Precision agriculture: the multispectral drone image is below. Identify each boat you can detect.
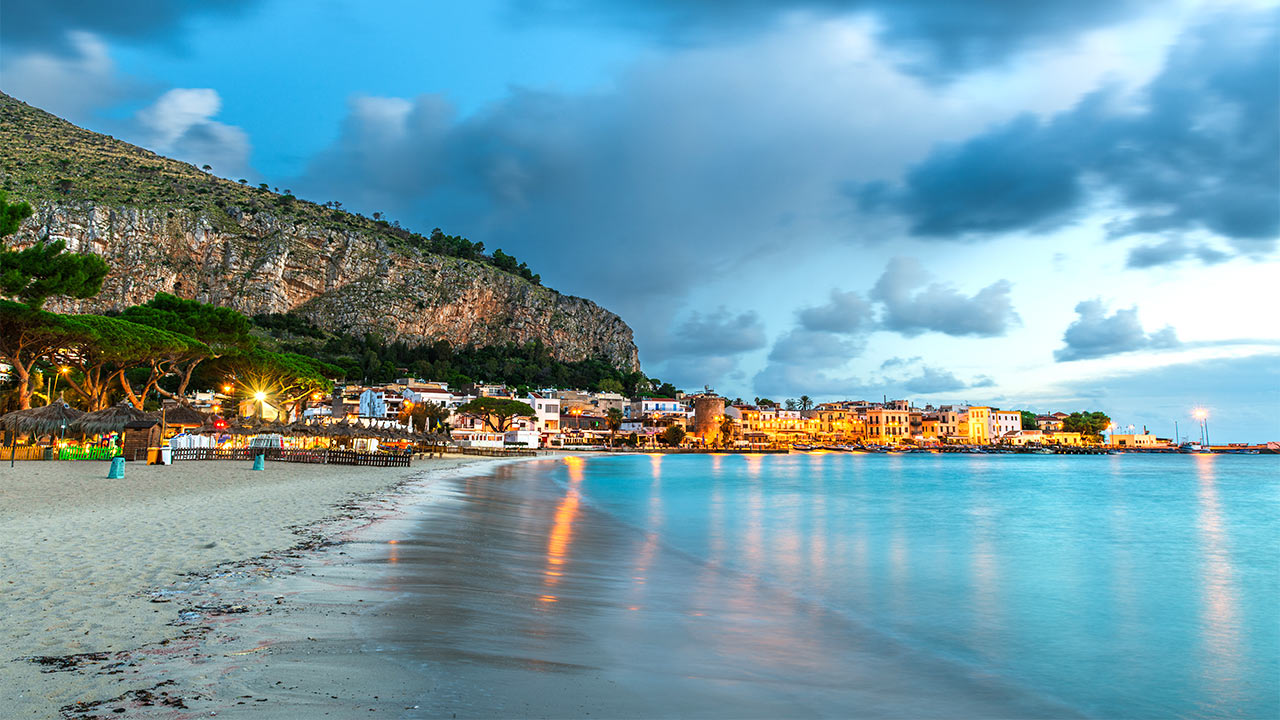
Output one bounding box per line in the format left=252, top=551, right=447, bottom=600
left=1178, top=442, right=1212, bottom=454
left=792, top=444, right=814, bottom=451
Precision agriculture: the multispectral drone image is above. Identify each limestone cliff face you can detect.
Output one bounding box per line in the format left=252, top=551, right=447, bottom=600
left=13, top=202, right=641, bottom=370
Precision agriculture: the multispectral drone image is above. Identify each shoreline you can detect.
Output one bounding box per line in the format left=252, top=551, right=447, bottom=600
left=0, top=454, right=532, bottom=718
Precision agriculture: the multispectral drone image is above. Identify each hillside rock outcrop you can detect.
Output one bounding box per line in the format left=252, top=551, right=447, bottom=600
left=12, top=202, right=641, bottom=371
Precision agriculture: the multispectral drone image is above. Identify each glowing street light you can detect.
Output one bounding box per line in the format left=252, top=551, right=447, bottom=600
left=255, top=390, right=267, bottom=421
left=1193, top=408, right=1210, bottom=447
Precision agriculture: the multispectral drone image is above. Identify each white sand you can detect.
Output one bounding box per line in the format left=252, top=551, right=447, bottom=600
left=0, top=456, right=491, bottom=717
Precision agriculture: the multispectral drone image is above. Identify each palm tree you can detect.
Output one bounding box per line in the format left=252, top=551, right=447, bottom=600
left=799, top=395, right=813, bottom=411
left=718, top=416, right=736, bottom=448
left=606, top=407, right=624, bottom=447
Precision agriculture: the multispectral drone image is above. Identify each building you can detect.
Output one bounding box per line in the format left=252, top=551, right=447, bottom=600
left=632, top=397, right=690, bottom=419
left=521, top=393, right=561, bottom=445
left=991, top=410, right=1021, bottom=440
left=1110, top=432, right=1161, bottom=448
left=962, top=406, right=991, bottom=444
left=1036, top=414, right=1065, bottom=432
left=865, top=403, right=911, bottom=443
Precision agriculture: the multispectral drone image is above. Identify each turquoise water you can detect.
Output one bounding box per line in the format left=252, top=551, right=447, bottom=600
left=533, top=453, right=1279, bottom=717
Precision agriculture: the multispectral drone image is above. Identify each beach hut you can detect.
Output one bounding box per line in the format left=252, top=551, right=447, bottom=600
left=74, top=401, right=149, bottom=436
left=121, top=419, right=162, bottom=461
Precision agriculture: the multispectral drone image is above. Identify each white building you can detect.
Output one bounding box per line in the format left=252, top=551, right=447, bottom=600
left=991, top=410, right=1022, bottom=441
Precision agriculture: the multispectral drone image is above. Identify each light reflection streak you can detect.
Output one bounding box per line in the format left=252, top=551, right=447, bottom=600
left=1195, top=455, right=1244, bottom=706
left=540, top=456, right=585, bottom=605
left=969, top=478, right=1001, bottom=658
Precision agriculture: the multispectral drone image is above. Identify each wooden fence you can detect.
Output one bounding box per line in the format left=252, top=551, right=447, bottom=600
left=168, top=447, right=411, bottom=467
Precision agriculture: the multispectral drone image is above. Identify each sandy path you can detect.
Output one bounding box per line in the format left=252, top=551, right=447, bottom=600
left=0, top=456, right=490, bottom=718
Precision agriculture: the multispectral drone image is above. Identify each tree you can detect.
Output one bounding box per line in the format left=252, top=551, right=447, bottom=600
left=455, top=396, right=535, bottom=432
left=209, top=349, right=341, bottom=418
left=50, top=315, right=206, bottom=410
left=799, top=395, right=813, bottom=411
left=1063, top=411, right=1111, bottom=442
left=400, top=399, right=451, bottom=433
left=0, top=240, right=109, bottom=309
left=661, top=424, right=686, bottom=447
left=785, top=398, right=798, bottom=411
left=606, top=407, right=624, bottom=446
left=1021, top=411, right=1039, bottom=430
left=1, top=192, right=108, bottom=310
left=119, top=293, right=253, bottom=403
left=597, top=377, right=624, bottom=394
left=0, top=191, right=32, bottom=238
left=718, top=416, right=736, bottom=447
left=0, top=300, right=82, bottom=409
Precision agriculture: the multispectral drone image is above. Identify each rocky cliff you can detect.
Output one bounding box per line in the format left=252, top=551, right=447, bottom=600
left=0, top=92, right=640, bottom=371
left=10, top=202, right=640, bottom=370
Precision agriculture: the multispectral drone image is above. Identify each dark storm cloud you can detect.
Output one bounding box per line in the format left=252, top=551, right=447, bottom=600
left=858, top=13, right=1280, bottom=256
left=509, top=0, right=1156, bottom=79
left=0, top=0, right=258, bottom=54
left=1125, top=239, right=1230, bottom=269
left=901, top=365, right=967, bottom=394
left=797, top=289, right=875, bottom=334
left=1054, top=299, right=1179, bottom=362
left=870, top=257, right=1019, bottom=337
left=669, top=308, right=768, bottom=357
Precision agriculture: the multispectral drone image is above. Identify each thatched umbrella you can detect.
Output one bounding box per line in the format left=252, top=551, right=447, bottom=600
left=74, top=401, right=149, bottom=436
left=0, top=398, right=85, bottom=437
left=154, top=404, right=209, bottom=429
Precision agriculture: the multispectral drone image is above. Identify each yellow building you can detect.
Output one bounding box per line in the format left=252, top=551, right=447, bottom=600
left=963, top=406, right=991, bottom=444
left=866, top=406, right=911, bottom=444
left=1110, top=433, right=1161, bottom=448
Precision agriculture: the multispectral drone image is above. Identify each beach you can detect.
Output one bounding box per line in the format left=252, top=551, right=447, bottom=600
left=3, top=452, right=1274, bottom=719
left=0, top=455, right=494, bottom=718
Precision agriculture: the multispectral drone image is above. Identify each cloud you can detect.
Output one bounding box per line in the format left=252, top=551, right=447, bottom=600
left=669, top=308, right=768, bottom=356
left=1125, top=238, right=1230, bottom=268
left=870, top=257, right=1020, bottom=337
left=797, top=289, right=875, bottom=334
left=1042, top=353, right=1280, bottom=443
left=133, top=88, right=251, bottom=177
left=508, top=0, right=1157, bottom=79
left=857, top=11, right=1280, bottom=257
left=0, top=0, right=259, bottom=55
left=291, top=19, right=1013, bottom=361
left=1054, top=299, right=1180, bottom=361
left=647, top=308, right=768, bottom=389
left=0, top=32, right=137, bottom=123
left=878, top=356, right=997, bottom=395
left=752, top=327, right=868, bottom=397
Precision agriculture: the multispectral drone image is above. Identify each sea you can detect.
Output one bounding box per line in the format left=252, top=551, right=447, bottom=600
left=354, top=453, right=1279, bottom=718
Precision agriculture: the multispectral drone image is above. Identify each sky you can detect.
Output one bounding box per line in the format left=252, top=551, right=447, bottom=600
left=2, top=0, right=1278, bottom=442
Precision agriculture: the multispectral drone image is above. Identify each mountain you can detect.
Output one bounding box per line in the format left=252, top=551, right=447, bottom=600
left=0, top=92, right=640, bottom=371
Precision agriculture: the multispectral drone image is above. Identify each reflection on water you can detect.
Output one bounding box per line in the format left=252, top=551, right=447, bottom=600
left=541, top=456, right=584, bottom=603
left=1195, top=455, right=1244, bottom=710
left=537, top=453, right=1277, bottom=718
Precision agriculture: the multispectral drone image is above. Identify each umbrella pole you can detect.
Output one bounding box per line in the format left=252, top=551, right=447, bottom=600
left=9, top=431, right=16, bottom=468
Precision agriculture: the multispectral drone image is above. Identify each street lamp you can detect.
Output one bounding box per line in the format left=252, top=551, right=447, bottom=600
left=255, top=390, right=267, bottom=421
left=1193, top=408, right=1209, bottom=447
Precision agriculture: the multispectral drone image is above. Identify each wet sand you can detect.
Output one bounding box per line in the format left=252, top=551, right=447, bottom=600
left=105, top=456, right=1080, bottom=718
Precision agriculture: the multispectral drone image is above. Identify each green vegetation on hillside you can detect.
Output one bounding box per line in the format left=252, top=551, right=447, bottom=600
left=251, top=311, right=649, bottom=395
left=0, top=92, right=540, bottom=284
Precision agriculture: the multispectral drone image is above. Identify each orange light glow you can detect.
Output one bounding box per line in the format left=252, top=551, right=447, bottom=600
left=538, top=594, right=558, bottom=603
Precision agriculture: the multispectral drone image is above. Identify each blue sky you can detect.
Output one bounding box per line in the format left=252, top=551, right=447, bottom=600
left=2, top=0, right=1277, bottom=441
